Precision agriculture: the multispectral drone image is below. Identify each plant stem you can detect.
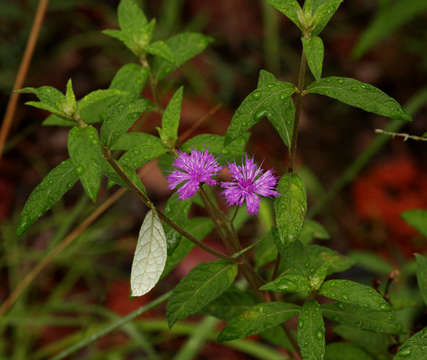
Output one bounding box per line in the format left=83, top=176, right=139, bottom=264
left=0, top=0, right=50, bottom=159
left=103, top=148, right=237, bottom=263
left=51, top=291, right=172, bottom=360
left=140, top=56, right=162, bottom=112
left=375, top=129, right=427, bottom=142
left=288, top=50, right=307, bottom=173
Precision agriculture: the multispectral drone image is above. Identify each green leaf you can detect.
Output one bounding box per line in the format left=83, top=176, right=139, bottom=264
left=162, top=217, right=214, bottom=277
left=414, top=254, right=427, bottom=306
left=311, top=245, right=354, bottom=276
left=298, top=299, right=325, bottom=360
left=152, top=32, right=213, bottom=82
left=348, top=251, right=393, bottom=275
left=130, top=209, right=167, bottom=296
left=100, top=98, right=152, bottom=147
left=67, top=125, right=103, bottom=201
left=42, top=114, right=75, bottom=127
left=111, top=132, right=161, bottom=151
left=103, top=29, right=136, bottom=54
left=352, top=0, right=427, bottom=59
left=394, top=326, right=427, bottom=360
left=325, top=342, right=374, bottom=360
left=322, top=302, right=404, bottom=334
left=266, top=0, right=303, bottom=30
left=401, top=209, right=427, bottom=237
left=225, top=71, right=296, bottom=147
left=217, top=302, right=299, bottom=342
left=311, top=0, right=343, bottom=35
left=110, top=63, right=149, bottom=98
left=17, top=86, right=66, bottom=117
left=202, top=287, right=259, bottom=321
left=16, top=160, right=78, bottom=236
left=146, top=40, right=175, bottom=62
left=333, top=325, right=389, bottom=356
left=306, top=77, right=411, bottom=121
left=78, top=89, right=126, bottom=112
left=116, top=0, right=156, bottom=54
left=158, top=87, right=183, bottom=146
left=274, top=173, right=307, bottom=251
left=64, top=79, right=77, bottom=116
left=254, top=227, right=279, bottom=269
left=260, top=272, right=311, bottom=295
left=182, top=133, right=250, bottom=166
left=117, top=134, right=168, bottom=170
left=277, top=242, right=353, bottom=290
left=166, top=260, right=238, bottom=327
left=319, top=280, right=391, bottom=311
left=299, top=219, right=330, bottom=245
left=302, top=36, right=324, bottom=80
left=118, top=0, right=148, bottom=33
left=163, top=192, right=191, bottom=254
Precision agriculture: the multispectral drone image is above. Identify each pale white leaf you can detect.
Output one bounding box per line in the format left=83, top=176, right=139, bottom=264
left=131, top=209, right=167, bottom=296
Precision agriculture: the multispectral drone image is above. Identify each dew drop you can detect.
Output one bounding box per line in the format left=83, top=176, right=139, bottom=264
left=267, top=84, right=274, bottom=89
left=360, top=84, right=367, bottom=89
left=338, top=79, right=344, bottom=85
left=76, top=166, right=84, bottom=175
left=280, top=94, right=288, bottom=101
left=252, top=91, right=261, bottom=100
left=351, top=87, right=358, bottom=92
left=254, top=109, right=268, bottom=121
left=298, top=320, right=304, bottom=329
left=380, top=304, right=389, bottom=310
left=337, top=303, right=344, bottom=309
left=316, top=330, right=323, bottom=339
left=342, top=295, right=349, bottom=301
left=399, top=348, right=411, bottom=357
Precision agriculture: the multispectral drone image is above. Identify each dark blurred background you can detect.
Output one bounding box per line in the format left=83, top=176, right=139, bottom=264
left=0, top=0, right=426, bottom=359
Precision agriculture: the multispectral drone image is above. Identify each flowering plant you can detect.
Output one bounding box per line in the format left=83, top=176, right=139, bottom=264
left=6, top=0, right=427, bottom=359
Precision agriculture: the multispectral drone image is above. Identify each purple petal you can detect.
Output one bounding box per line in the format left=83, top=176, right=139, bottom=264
left=245, top=193, right=260, bottom=214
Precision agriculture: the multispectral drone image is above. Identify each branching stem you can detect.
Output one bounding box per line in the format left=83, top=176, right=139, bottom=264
left=103, top=147, right=237, bottom=263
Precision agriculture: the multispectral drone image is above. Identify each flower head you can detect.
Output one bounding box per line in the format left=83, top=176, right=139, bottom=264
left=221, top=155, right=279, bottom=214
left=168, top=149, right=222, bottom=199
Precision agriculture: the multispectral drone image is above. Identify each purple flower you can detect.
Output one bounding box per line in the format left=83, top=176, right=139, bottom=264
left=168, top=149, right=222, bottom=199
left=221, top=155, right=279, bottom=214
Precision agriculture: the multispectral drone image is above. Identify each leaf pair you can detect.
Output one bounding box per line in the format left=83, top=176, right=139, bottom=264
left=103, top=0, right=173, bottom=61
left=261, top=241, right=354, bottom=294
left=267, top=0, right=343, bottom=35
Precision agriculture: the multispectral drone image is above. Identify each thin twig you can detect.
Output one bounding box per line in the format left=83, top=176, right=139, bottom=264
left=0, top=186, right=126, bottom=316
left=103, top=148, right=238, bottom=263
left=179, top=104, right=222, bottom=143
left=0, top=0, right=50, bottom=160
left=375, top=129, right=427, bottom=142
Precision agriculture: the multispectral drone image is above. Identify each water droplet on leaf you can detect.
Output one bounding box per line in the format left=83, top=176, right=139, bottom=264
left=399, top=348, right=411, bottom=356
left=252, top=91, right=261, bottom=100
left=254, top=109, right=269, bottom=121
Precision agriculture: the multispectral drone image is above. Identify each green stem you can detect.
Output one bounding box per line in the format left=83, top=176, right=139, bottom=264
left=51, top=291, right=172, bottom=360
left=289, top=50, right=307, bottom=173
left=103, top=148, right=237, bottom=263
left=140, top=56, right=162, bottom=112
left=173, top=316, right=219, bottom=360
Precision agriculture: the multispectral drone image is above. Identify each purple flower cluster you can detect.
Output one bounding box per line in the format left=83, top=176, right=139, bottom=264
left=167, top=149, right=279, bottom=214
